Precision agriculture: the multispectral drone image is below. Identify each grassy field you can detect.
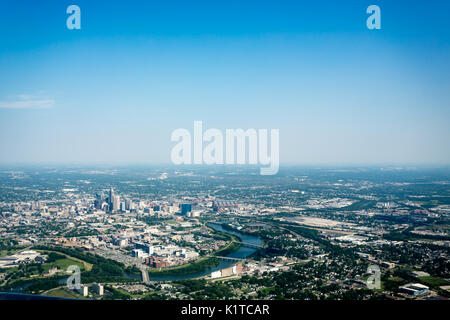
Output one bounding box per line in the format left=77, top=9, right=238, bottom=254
left=45, top=287, right=85, bottom=299
left=418, top=276, right=450, bottom=288
left=38, top=250, right=93, bottom=272
left=0, top=248, right=24, bottom=257
left=380, top=276, right=405, bottom=291
left=0, top=250, right=9, bottom=257
left=42, top=257, right=85, bottom=273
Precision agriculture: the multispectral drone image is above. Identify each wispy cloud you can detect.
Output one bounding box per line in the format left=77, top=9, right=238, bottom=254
left=0, top=95, right=55, bottom=109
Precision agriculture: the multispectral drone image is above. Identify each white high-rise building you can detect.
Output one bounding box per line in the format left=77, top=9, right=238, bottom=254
left=125, top=198, right=133, bottom=210
left=113, top=195, right=120, bottom=212
left=78, top=285, right=88, bottom=297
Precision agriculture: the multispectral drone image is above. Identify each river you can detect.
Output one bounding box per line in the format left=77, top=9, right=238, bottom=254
left=147, top=222, right=263, bottom=282
left=3, top=222, right=263, bottom=294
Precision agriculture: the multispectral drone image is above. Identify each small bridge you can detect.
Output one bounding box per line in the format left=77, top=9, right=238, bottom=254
left=214, top=256, right=243, bottom=261
left=139, top=266, right=150, bottom=284
left=232, top=241, right=265, bottom=249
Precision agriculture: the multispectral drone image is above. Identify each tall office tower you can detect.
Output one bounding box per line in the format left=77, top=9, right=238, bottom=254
left=181, top=203, right=192, bottom=215
left=94, top=193, right=104, bottom=210
left=108, top=188, right=114, bottom=207
left=112, top=195, right=120, bottom=212
left=125, top=198, right=133, bottom=210
left=94, top=198, right=100, bottom=210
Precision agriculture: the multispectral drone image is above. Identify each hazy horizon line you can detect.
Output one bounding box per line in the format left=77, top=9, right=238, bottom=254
left=1, top=162, right=449, bottom=168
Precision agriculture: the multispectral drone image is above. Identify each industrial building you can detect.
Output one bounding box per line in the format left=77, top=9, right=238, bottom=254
left=400, top=283, right=430, bottom=296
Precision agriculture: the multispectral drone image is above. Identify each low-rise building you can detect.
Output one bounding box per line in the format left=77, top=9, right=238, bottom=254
left=400, top=283, right=429, bottom=296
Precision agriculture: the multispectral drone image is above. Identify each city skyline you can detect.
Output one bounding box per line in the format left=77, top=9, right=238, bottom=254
left=1, top=165, right=449, bottom=301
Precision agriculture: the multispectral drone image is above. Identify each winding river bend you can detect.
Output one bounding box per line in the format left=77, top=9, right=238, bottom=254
left=148, top=222, right=263, bottom=282
left=4, top=223, right=263, bottom=294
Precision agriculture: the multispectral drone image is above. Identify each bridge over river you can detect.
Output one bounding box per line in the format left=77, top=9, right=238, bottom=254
left=231, top=240, right=265, bottom=249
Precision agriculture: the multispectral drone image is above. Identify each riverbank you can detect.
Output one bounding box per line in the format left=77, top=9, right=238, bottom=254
left=147, top=224, right=242, bottom=277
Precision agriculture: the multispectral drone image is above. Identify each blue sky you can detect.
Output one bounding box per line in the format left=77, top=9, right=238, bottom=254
left=0, top=0, right=449, bottom=165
